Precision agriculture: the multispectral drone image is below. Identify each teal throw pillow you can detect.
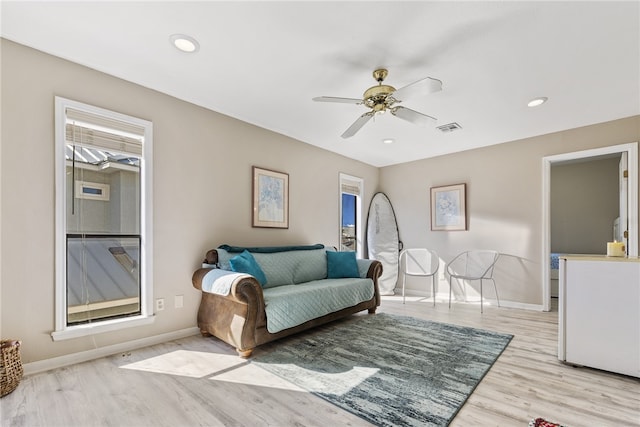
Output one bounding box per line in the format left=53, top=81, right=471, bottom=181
left=326, top=251, right=360, bottom=279
left=229, top=250, right=267, bottom=286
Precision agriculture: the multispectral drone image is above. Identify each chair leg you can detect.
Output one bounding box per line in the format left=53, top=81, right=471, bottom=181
left=491, top=278, right=500, bottom=307
left=431, top=275, right=436, bottom=306
left=402, top=274, right=406, bottom=305
left=480, top=279, right=484, bottom=313
left=448, top=277, right=452, bottom=308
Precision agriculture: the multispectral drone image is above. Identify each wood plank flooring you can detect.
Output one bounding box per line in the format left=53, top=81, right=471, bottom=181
left=2, top=297, right=639, bottom=426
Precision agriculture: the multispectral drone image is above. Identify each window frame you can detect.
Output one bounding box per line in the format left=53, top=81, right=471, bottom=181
left=339, top=173, right=364, bottom=258
left=52, top=97, right=154, bottom=341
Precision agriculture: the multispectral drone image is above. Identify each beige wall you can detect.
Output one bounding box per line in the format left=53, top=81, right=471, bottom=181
left=380, top=116, right=639, bottom=306
left=0, top=39, right=379, bottom=363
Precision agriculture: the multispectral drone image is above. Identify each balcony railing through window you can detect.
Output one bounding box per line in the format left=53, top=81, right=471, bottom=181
left=66, top=234, right=141, bottom=325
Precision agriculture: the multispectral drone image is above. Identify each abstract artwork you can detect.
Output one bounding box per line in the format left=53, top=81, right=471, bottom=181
left=252, top=166, right=289, bottom=228
left=430, top=183, right=467, bottom=231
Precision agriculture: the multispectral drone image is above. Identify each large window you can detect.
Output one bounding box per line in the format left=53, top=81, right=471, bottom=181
left=53, top=97, right=153, bottom=340
left=339, top=173, right=363, bottom=256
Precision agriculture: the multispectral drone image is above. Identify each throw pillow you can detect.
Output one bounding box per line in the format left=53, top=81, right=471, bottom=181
left=229, top=250, right=267, bottom=286
left=326, top=251, right=360, bottom=279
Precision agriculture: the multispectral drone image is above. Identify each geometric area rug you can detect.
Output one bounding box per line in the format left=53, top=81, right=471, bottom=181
left=252, top=313, right=513, bottom=426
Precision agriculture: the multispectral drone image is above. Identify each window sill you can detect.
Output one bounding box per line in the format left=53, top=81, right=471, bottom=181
left=51, top=314, right=155, bottom=341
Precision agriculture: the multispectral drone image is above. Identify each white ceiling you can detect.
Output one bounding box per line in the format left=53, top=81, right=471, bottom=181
left=2, top=1, right=639, bottom=167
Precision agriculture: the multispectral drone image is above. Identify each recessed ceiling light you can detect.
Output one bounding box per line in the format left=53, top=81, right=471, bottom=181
left=382, top=138, right=395, bottom=144
left=527, top=97, right=548, bottom=107
left=170, top=34, right=200, bottom=53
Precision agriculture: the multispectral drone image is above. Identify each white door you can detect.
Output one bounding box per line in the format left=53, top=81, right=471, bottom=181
left=619, top=152, right=628, bottom=253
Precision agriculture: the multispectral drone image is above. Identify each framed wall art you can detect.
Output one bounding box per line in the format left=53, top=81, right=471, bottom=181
left=252, top=166, right=289, bottom=228
left=430, top=183, right=467, bottom=231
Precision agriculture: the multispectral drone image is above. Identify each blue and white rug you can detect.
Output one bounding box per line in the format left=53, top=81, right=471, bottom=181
left=252, top=313, right=512, bottom=426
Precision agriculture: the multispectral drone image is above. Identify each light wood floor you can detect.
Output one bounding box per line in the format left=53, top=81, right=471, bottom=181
left=2, top=298, right=639, bottom=427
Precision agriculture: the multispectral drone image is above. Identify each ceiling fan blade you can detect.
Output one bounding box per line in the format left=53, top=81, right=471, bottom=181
left=391, top=77, right=442, bottom=102
left=390, top=106, right=437, bottom=127
left=341, top=111, right=374, bottom=138
left=313, top=96, right=363, bottom=105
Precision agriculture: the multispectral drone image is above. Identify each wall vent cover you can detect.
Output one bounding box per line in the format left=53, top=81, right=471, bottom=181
left=437, top=122, right=462, bottom=133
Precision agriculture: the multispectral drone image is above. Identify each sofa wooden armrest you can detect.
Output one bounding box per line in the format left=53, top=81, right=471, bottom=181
left=365, top=261, right=383, bottom=308
left=192, top=268, right=266, bottom=356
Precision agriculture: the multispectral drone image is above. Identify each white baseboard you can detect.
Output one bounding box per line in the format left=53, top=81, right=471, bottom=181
left=390, top=289, right=544, bottom=311
left=23, top=327, right=201, bottom=376
left=497, top=300, right=544, bottom=311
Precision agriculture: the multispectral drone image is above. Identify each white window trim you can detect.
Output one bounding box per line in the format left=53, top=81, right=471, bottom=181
left=53, top=97, right=154, bottom=341
left=339, top=173, right=364, bottom=258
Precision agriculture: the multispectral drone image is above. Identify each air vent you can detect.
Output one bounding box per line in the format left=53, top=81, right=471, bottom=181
left=437, top=122, right=462, bottom=133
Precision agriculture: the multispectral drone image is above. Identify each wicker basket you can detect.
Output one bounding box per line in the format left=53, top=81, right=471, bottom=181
left=1, top=340, right=23, bottom=397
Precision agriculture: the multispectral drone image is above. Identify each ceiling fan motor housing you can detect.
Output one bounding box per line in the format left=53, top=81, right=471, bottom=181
left=363, top=85, right=396, bottom=111
left=364, top=69, right=397, bottom=111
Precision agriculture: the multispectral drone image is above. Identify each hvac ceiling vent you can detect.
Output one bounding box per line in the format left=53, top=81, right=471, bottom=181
left=437, top=122, right=462, bottom=133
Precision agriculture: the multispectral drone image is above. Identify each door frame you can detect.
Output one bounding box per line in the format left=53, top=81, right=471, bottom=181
left=542, top=142, right=638, bottom=311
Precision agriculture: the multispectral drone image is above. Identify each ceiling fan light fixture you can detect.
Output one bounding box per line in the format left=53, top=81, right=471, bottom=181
left=527, top=97, right=548, bottom=107
left=374, top=108, right=386, bottom=116
left=170, top=34, right=200, bottom=53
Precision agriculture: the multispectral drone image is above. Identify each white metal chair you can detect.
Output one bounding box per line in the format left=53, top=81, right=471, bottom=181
left=446, top=250, right=500, bottom=313
left=399, top=248, right=439, bottom=305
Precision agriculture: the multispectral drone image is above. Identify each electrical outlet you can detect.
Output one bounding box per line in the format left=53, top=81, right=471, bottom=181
left=156, top=298, right=165, bottom=311
left=175, top=295, right=184, bottom=309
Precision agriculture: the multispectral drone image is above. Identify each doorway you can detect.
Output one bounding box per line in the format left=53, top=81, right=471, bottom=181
left=542, top=142, right=638, bottom=312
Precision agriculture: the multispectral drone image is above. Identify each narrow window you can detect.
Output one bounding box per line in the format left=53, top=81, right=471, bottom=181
left=339, top=173, right=363, bottom=255
left=341, top=193, right=357, bottom=251
left=53, top=97, right=153, bottom=340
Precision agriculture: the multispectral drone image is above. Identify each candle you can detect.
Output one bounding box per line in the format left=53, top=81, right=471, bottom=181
left=607, top=241, right=626, bottom=257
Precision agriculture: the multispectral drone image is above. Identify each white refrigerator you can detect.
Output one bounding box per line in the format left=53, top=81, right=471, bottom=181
left=558, top=255, right=640, bottom=378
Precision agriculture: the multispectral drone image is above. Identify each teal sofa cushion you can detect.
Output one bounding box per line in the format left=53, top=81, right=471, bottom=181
left=326, top=251, right=360, bottom=278
left=229, top=250, right=267, bottom=286
left=263, top=278, right=375, bottom=333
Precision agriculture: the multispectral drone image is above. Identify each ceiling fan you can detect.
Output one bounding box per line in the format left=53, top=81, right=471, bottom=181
left=313, top=68, right=442, bottom=138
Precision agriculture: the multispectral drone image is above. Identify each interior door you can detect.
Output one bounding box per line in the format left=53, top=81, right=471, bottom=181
left=619, top=152, right=628, bottom=253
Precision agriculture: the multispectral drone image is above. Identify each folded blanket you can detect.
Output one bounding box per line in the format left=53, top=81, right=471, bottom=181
left=201, top=269, right=251, bottom=296
left=218, top=243, right=325, bottom=253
